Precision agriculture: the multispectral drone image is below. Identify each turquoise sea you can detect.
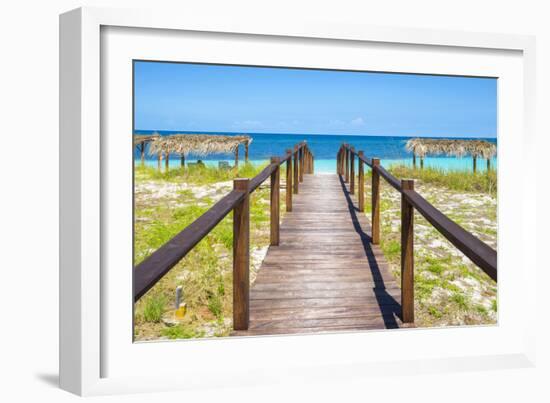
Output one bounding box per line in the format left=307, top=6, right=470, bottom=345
left=134, top=130, right=497, bottom=173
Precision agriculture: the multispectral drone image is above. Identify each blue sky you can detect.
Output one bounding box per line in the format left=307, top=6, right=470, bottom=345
left=134, top=61, right=497, bottom=138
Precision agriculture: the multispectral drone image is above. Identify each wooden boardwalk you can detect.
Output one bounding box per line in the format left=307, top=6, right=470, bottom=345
left=234, top=173, right=403, bottom=336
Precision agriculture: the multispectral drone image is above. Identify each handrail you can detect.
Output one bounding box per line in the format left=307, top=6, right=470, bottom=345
left=249, top=163, right=278, bottom=193
left=338, top=142, right=496, bottom=324
left=134, top=190, right=246, bottom=301
left=402, top=189, right=497, bottom=280
left=339, top=143, right=497, bottom=281
left=134, top=141, right=312, bottom=308
left=375, top=165, right=402, bottom=192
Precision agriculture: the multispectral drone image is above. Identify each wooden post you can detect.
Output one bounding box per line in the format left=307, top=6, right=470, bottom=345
left=165, top=152, right=170, bottom=171
left=157, top=152, right=162, bottom=171
left=233, top=178, right=250, bottom=330
left=286, top=149, right=292, bottom=212
left=344, top=145, right=349, bottom=183
left=358, top=151, right=365, bottom=212
left=140, top=141, right=145, bottom=166
left=311, top=153, right=314, bottom=174
left=270, top=157, right=280, bottom=246
left=473, top=156, right=477, bottom=173
left=336, top=148, right=340, bottom=174
left=371, top=158, right=381, bottom=245
left=487, top=158, right=491, bottom=172
left=180, top=154, right=185, bottom=168
left=401, top=179, right=415, bottom=324
left=299, top=147, right=304, bottom=183
left=412, top=153, right=416, bottom=169
left=420, top=157, right=424, bottom=170
left=350, top=147, right=355, bottom=195
left=293, top=146, right=299, bottom=194
left=235, top=146, right=239, bottom=168
left=340, top=147, right=345, bottom=176
left=245, top=142, right=249, bottom=163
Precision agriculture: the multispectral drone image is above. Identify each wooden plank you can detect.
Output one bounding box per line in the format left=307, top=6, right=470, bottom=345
left=233, top=323, right=399, bottom=336
left=252, top=281, right=395, bottom=292
left=250, top=296, right=400, bottom=310
left=249, top=305, right=402, bottom=321
left=249, top=315, right=402, bottom=331
left=250, top=287, right=401, bottom=300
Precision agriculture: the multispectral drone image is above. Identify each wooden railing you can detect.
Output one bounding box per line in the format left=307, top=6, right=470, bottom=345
left=337, top=144, right=497, bottom=324
left=134, top=142, right=314, bottom=330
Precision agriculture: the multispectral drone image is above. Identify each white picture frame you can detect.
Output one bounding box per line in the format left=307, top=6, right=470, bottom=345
left=60, top=6, right=537, bottom=396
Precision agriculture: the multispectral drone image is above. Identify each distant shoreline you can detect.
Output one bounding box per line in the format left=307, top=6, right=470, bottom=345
left=134, top=156, right=497, bottom=174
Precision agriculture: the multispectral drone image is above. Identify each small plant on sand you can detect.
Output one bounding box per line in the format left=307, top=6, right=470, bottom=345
left=450, top=292, right=469, bottom=311
left=162, top=324, right=202, bottom=339
left=141, top=293, right=167, bottom=323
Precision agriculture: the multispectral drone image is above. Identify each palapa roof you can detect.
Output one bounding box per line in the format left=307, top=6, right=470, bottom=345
left=405, top=138, right=497, bottom=159
left=133, top=133, right=160, bottom=146
left=146, top=134, right=252, bottom=156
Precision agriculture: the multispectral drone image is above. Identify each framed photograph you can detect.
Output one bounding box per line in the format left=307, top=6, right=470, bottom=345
left=60, top=7, right=536, bottom=396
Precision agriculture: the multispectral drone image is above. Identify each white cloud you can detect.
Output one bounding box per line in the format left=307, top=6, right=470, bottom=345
left=350, top=117, right=365, bottom=126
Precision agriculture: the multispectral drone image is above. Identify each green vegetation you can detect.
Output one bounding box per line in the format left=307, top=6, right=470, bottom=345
left=135, top=161, right=271, bottom=185
left=133, top=161, right=285, bottom=341
left=382, top=239, right=400, bottom=260
left=450, top=293, right=469, bottom=310
left=388, top=165, right=497, bottom=195
left=363, top=167, right=497, bottom=328
left=161, top=324, right=203, bottom=339
left=141, top=293, right=167, bottom=323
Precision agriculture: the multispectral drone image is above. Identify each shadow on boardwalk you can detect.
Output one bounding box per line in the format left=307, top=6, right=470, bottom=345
left=338, top=175, right=402, bottom=328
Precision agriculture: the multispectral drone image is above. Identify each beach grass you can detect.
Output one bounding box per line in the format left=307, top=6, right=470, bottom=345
left=135, top=161, right=272, bottom=185
left=388, top=165, right=497, bottom=195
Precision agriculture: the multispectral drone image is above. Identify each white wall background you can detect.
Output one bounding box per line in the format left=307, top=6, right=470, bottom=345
left=0, top=0, right=548, bottom=401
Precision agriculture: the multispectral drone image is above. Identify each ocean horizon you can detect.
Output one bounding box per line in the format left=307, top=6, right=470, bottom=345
left=134, top=130, right=497, bottom=173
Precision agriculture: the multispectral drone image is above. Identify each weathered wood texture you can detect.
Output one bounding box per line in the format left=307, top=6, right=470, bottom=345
left=232, top=178, right=250, bottom=330
left=400, top=179, right=415, bottom=323
left=233, top=174, right=402, bottom=336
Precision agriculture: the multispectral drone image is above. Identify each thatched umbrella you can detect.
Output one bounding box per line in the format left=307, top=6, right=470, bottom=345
left=134, top=133, right=160, bottom=166
left=405, top=138, right=496, bottom=172
left=147, top=134, right=252, bottom=170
